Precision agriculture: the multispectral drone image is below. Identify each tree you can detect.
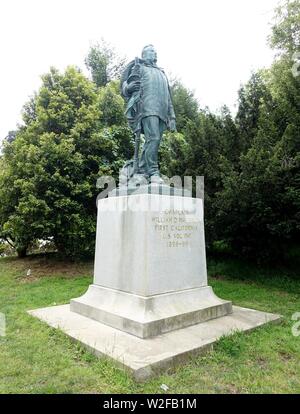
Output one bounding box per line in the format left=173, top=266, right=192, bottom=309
left=269, top=0, right=300, bottom=56
left=0, top=146, right=47, bottom=257
left=235, top=72, right=273, bottom=153
left=4, top=130, right=17, bottom=144
left=0, top=66, right=133, bottom=258
left=214, top=1, right=300, bottom=262
left=97, top=81, right=127, bottom=127
left=85, top=40, right=126, bottom=88
left=159, top=131, right=189, bottom=178
left=170, top=79, right=199, bottom=132
left=219, top=106, right=240, bottom=167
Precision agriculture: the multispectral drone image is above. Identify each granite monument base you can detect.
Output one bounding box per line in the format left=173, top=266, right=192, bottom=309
left=70, top=285, right=232, bottom=338
left=28, top=305, right=281, bottom=382
left=28, top=193, right=281, bottom=380
left=71, top=193, right=232, bottom=336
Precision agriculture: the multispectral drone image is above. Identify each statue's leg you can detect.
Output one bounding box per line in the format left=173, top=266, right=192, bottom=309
left=140, top=116, right=166, bottom=178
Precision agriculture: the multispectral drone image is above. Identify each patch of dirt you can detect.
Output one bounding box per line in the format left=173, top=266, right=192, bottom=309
left=275, top=291, right=290, bottom=297
left=3, top=254, right=94, bottom=281
left=278, top=350, right=293, bottom=362
left=225, top=384, right=240, bottom=394
left=210, top=274, right=226, bottom=280
left=210, top=274, right=256, bottom=286
left=256, top=356, right=269, bottom=368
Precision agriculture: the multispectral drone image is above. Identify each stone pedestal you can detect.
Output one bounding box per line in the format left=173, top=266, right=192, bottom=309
left=70, top=194, right=232, bottom=337
left=29, top=192, right=282, bottom=380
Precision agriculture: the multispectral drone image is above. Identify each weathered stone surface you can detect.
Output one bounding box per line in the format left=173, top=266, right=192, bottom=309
left=28, top=304, right=282, bottom=382
left=109, top=184, right=191, bottom=197
left=70, top=194, right=233, bottom=337
left=92, top=194, right=207, bottom=296
left=70, top=285, right=232, bottom=338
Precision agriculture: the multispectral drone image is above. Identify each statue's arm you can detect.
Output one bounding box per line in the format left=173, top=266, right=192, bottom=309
left=122, top=81, right=130, bottom=98
left=120, top=60, right=135, bottom=99
left=121, top=59, right=143, bottom=99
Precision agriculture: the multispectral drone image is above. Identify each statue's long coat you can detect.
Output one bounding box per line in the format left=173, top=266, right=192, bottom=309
left=121, top=59, right=175, bottom=134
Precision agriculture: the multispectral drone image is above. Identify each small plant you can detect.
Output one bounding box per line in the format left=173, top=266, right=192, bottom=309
left=214, top=331, right=246, bottom=357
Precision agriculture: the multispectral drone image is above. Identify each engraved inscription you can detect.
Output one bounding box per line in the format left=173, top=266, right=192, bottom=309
left=152, top=209, right=198, bottom=248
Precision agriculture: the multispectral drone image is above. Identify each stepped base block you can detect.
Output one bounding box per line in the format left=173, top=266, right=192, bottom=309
left=28, top=304, right=282, bottom=382
left=70, top=285, right=232, bottom=338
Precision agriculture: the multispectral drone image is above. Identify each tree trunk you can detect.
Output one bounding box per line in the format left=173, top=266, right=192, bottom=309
left=17, top=247, right=27, bottom=258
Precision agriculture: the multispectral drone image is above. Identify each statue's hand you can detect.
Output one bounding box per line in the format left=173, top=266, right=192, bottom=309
left=169, top=119, right=177, bottom=132
left=127, top=81, right=141, bottom=94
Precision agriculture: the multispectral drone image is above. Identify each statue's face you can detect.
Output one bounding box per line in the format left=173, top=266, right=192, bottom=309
left=143, top=46, right=157, bottom=63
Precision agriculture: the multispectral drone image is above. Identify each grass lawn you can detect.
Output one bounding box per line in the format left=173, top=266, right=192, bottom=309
left=0, top=253, right=299, bottom=394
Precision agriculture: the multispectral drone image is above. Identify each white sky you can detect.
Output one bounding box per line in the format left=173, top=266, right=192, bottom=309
left=0, top=0, right=279, bottom=140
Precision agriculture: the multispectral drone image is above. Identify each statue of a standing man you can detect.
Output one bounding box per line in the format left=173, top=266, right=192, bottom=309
left=121, top=45, right=176, bottom=184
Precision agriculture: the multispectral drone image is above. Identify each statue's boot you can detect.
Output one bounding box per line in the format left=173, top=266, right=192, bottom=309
left=149, top=174, right=165, bottom=185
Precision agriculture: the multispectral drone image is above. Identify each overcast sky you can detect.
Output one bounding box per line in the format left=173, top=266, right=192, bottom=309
left=0, top=0, right=280, bottom=140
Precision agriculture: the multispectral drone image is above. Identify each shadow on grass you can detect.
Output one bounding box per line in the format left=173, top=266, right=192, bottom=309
left=207, top=253, right=300, bottom=294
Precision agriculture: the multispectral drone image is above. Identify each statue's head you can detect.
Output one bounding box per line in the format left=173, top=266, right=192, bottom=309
left=142, top=45, right=157, bottom=64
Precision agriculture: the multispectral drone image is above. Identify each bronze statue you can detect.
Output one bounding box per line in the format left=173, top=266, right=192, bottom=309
left=121, top=45, right=176, bottom=185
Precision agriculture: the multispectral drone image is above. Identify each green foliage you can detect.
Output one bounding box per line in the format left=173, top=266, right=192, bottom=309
left=208, top=2, right=300, bottom=262
left=0, top=240, right=6, bottom=256
left=159, top=131, right=189, bottom=178
left=235, top=72, right=273, bottom=153
left=183, top=110, right=237, bottom=245
left=97, top=81, right=127, bottom=127
left=269, top=0, right=300, bottom=55
left=170, top=80, right=199, bottom=132
left=0, top=65, right=133, bottom=258
left=215, top=59, right=300, bottom=261
left=85, top=40, right=126, bottom=87
left=4, top=130, right=17, bottom=144
left=0, top=2, right=299, bottom=263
